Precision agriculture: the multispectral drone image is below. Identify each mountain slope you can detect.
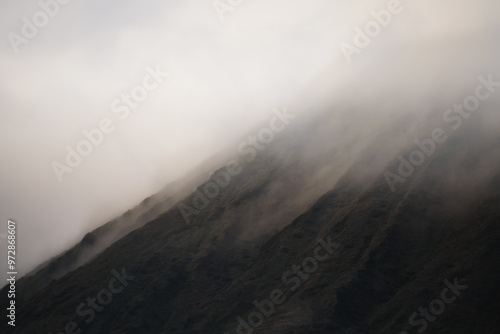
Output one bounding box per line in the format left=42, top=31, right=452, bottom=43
left=2, top=107, right=499, bottom=334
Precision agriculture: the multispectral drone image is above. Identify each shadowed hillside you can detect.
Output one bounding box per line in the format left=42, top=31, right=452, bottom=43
left=2, top=104, right=499, bottom=333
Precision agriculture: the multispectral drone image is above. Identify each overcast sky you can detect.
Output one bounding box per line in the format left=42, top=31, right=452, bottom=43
left=0, top=0, right=498, bottom=278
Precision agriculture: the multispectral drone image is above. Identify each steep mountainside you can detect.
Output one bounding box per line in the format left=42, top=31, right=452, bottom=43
left=2, top=107, right=499, bottom=334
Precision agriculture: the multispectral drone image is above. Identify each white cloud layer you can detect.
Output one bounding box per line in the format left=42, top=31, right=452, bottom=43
left=0, top=0, right=498, bottom=277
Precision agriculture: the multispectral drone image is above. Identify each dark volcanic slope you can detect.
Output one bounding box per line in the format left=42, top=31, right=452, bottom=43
left=2, top=108, right=499, bottom=334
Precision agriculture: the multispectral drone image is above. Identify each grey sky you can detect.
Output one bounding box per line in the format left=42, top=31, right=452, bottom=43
left=0, top=0, right=498, bottom=278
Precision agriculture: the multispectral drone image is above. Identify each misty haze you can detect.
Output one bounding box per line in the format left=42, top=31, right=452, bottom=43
left=1, top=0, right=500, bottom=333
